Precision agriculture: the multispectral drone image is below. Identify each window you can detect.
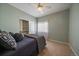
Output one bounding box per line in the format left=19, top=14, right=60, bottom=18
left=38, top=21, right=48, bottom=33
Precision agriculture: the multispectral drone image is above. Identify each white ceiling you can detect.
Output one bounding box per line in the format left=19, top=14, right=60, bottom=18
left=9, top=3, right=71, bottom=18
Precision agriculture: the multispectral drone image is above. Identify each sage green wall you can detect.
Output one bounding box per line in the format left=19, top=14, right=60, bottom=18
left=69, top=4, right=79, bottom=55
left=0, top=3, right=36, bottom=33
left=38, top=9, right=69, bottom=42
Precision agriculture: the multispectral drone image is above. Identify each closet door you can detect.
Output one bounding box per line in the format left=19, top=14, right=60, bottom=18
left=19, top=19, right=29, bottom=34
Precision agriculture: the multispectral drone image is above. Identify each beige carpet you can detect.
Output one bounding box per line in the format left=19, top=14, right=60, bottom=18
left=38, top=40, right=74, bottom=56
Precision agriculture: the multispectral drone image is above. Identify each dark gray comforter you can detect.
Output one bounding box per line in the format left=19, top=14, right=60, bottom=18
left=0, top=37, right=38, bottom=56
left=24, top=34, right=46, bottom=52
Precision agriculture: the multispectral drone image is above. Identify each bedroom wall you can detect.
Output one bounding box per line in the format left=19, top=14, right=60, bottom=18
left=0, top=3, right=36, bottom=34
left=69, top=4, right=79, bottom=55
left=38, top=9, right=69, bottom=42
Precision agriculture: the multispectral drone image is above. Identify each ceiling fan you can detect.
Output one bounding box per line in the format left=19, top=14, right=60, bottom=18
left=36, top=3, right=51, bottom=12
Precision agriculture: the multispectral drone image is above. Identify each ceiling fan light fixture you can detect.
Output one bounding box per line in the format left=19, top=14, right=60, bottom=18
left=37, top=3, right=44, bottom=12
left=38, top=6, right=43, bottom=11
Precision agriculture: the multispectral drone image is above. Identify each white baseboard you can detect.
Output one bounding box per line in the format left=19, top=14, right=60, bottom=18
left=69, top=44, right=78, bottom=56
left=48, top=39, right=69, bottom=45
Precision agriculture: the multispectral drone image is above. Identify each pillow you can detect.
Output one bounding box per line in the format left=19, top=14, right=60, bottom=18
left=21, top=33, right=24, bottom=37
left=9, top=32, right=15, bottom=38
left=0, top=29, right=2, bottom=33
left=0, top=32, right=17, bottom=50
left=14, top=33, right=24, bottom=42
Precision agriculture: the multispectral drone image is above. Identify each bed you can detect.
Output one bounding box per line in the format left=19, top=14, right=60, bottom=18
left=0, top=37, right=38, bottom=56
left=24, top=34, right=46, bottom=52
